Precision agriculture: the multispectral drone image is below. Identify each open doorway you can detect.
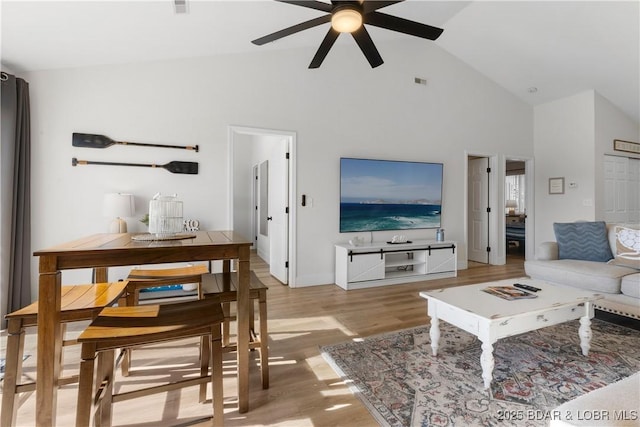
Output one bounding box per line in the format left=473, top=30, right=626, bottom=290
left=466, top=153, right=533, bottom=267
left=505, top=160, right=526, bottom=262
left=228, top=126, right=297, bottom=287
left=503, top=156, right=534, bottom=263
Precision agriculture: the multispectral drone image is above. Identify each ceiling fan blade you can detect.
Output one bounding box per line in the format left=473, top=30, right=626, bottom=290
left=351, top=26, right=384, bottom=68
left=309, top=28, right=340, bottom=69
left=252, top=15, right=331, bottom=45
left=275, top=0, right=332, bottom=13
left=365, top=11, right=444, bottom=40
left=362, top=1, right=405, bottom=14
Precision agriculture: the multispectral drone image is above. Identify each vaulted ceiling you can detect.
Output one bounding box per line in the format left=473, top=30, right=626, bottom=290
left=2, top=1, right=638, bottom=123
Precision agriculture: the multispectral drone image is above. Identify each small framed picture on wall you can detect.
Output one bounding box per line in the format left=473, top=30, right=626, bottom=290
left=549, top=177, right=564, bottom=194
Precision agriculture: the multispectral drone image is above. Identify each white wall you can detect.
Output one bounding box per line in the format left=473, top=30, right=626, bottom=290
left=594, top=92, right=640, bottom=220
left=533, top=90, right=640, bottom=246
left=533, top=91, right=597, bottom=243
left=25, top=39, right=533, bottom=295
left=232, top=132, right=256, bottom=245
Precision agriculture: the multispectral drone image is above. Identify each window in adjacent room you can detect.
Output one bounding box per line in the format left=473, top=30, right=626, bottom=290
left=505, top=162, right=526, bottom=215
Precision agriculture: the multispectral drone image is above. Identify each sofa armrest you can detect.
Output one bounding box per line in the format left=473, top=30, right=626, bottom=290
left=536, top=242, right=559, bottom=260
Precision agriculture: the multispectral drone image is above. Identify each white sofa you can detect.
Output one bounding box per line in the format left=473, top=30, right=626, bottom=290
left=525, top=223, right=640, bottom=320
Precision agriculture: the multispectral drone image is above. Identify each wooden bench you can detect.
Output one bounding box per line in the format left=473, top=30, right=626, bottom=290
left=121, top=264, right=208, bottom=375
left=1, top=282, right=128, bottom=427
left=75, top=298, right=225, bottom=427
left=202, top=271, right=269, bottom=389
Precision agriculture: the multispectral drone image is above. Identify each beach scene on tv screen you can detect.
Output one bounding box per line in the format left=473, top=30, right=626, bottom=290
left=340, top=158, right=443, bottom=232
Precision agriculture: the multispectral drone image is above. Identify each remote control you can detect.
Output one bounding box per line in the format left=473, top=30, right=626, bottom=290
left=513, top=283, right=541, bottom=292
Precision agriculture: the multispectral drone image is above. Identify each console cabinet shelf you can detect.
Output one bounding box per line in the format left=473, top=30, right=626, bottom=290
left=335, top=240, right=457, bottom=290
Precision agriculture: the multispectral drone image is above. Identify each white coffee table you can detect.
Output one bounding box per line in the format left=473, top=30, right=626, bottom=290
left=419, top=278, right=603, bottom=389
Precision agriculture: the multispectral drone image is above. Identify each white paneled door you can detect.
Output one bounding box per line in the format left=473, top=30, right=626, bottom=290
left=468, top=157, right=490, bottom=263
left=603, top=155, right=640, bottom=224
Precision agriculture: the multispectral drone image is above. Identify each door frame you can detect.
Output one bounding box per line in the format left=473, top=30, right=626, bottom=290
left=465, top=152, right=535, bottom=266
left=228, top=125, right=297, bottom=287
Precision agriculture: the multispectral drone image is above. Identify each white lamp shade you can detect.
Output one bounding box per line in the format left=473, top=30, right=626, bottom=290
left=104, top=193, right=134, bottom=233
left=104, top=193, right=135, bottom=218
left=506, top=199, right=518, bottom=215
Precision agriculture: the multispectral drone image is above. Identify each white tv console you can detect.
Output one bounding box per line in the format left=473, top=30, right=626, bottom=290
left=335, top=240, right=457, bottom=290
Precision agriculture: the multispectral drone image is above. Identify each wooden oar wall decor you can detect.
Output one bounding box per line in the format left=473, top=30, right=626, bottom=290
left=72, top=158, right=199, bottom=174
left=73, top=133, right=199, bottom=152
left=71, top=132, right=199, bottom=174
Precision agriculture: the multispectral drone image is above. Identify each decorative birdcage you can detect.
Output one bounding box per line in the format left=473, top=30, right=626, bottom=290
left=148, top=193, right=183, bottom=237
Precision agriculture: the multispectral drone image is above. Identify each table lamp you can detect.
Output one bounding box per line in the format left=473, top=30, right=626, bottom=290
left=506, top=200, right=518, bottom=215
left=104, top=193, right=135, bottom=233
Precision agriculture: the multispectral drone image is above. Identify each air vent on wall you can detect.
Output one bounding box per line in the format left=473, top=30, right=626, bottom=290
left=174, top=0, right=188, bottom=14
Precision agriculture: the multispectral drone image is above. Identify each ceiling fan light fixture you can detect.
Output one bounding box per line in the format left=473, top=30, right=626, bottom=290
left=253, top=1, right=445, bottom=69
left=331, top=8, right=363, bottom=33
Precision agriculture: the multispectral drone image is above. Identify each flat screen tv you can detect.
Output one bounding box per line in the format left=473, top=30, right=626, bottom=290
left=340, top=157, right=443, bottom=233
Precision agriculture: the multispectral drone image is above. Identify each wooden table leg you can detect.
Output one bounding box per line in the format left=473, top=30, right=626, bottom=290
left=36, top=259, right=62, bottom=426
left=94, top=266, right=108, bottom=283
left=236, top=247, right=250, bottom=413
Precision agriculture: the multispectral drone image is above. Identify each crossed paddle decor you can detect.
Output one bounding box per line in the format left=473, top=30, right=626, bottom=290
left=71, top=133, right=199, bottom=175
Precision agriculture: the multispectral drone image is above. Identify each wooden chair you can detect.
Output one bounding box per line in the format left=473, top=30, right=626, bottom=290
left=120, top=264, right=208, bottom=375
left=201, top=271, right=269, bottom=389
left=1, top=282, right=128, bottom=427
left=75, top=297, right=225, bottom=427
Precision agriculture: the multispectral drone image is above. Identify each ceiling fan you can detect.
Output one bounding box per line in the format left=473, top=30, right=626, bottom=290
left=251, top=0, right=444, bottom=69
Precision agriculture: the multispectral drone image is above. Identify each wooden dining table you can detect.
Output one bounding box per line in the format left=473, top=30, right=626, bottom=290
left=33, top=230, right=253, bottom=426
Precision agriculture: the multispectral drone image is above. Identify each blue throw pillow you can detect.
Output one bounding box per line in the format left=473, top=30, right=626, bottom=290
left=553, top=221, right=613, bottom=262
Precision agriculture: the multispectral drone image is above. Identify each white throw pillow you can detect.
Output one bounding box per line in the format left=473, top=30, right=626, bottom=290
left=611, top=226, right=640, bottom=269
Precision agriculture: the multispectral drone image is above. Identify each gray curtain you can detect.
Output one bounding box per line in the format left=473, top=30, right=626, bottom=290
left=1, top=72, right=31, bottom=328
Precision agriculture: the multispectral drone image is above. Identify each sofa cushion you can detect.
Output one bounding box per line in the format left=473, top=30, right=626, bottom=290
left=610, top=226, right=640, bottom=269
left=536, top=242, right=559, bottom=261
left=525, top=259, right=636, bottom=294
left=621, top=273, right=640, bottom=299
left=553, top=221, right=613, bottom=262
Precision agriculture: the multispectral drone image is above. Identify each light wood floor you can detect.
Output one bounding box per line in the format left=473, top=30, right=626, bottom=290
left=1, top=255, right=525, bottom=426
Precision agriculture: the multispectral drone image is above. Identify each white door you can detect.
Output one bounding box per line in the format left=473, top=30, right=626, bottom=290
left=268, top=140, right=289, bottom=284
left=468, top=157, right=490, bottom=263
left=630, top=159, right=640, bottom=223
left=604, top=155, right=640, bottom=224
left=604, top=155, right=628, bottom=224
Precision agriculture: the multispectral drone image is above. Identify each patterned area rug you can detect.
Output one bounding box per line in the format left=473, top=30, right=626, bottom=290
left=321, top=319, right=640, bottom=427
